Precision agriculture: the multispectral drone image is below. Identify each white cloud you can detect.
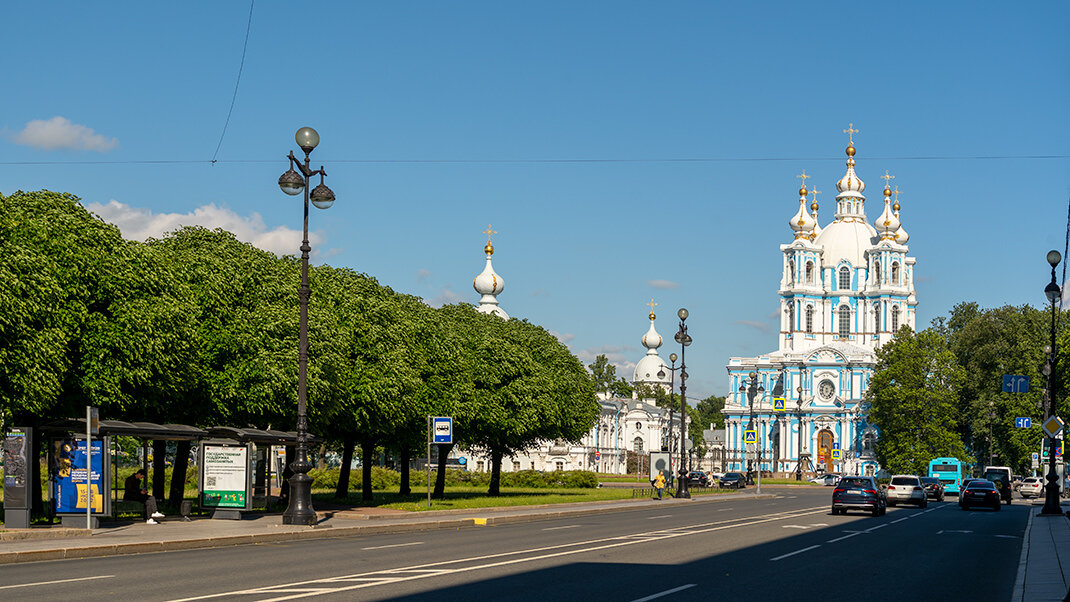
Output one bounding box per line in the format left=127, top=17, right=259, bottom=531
left=647, top=279, right=680, bottom=289
left=549, top=330, right=575, bottom=346
left=417, top=269, right=432, bottom=282
left=86, top=200, right=328, bottom=257
left=575, top=344, right=636, bottom=376
left=734, top=320, right=772, bottom=334
left=12, top=116, right=118, bottom=152
left=425, top=285, right=464, bottom=308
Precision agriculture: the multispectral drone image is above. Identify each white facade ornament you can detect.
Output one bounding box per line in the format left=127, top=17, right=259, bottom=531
left=473, top=224, right=508, bottom=319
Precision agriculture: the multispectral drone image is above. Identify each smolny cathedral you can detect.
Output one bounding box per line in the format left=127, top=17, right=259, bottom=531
left=723, top=130, right=916, bottom=478
left=460, top=129, right=916, bottom=478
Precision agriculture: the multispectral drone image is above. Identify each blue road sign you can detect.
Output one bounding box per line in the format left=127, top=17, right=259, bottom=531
left=773, top=398, right=786, bottom=412
left=831, top=449, right=841, bottom=460
left=457, top=457, right=467, bottom=465
left=1016, top=417, right=1032, bottom=429
left=1003, top=375, right=1029, bottom=393
left=832, top=442, right=840, bottom=450
left=432, top=416, right=453, bottom=444
left=743, top=430, right=757, bottom=444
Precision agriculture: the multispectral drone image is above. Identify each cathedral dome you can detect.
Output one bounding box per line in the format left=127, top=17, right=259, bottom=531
left=473, top=226, right=508, bottom=319
left=633, top=354, right=670, bottom=384
left=814, top=219, right=878, bottom=267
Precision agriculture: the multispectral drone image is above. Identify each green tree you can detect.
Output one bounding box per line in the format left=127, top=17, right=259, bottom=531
left=688, top=395, right=726, bottom=460
left=588, top=355, right=617, bottom=396
left=868, top=327, right=967, bottom=475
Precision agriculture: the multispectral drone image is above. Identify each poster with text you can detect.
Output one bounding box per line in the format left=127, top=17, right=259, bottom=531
left=52, top=438, right=104, bottom=514
left=202, top=444, right=249, bottom=508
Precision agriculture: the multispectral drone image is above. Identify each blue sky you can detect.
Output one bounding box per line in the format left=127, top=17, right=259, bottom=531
left=3, top=1, right=1069, bottom=400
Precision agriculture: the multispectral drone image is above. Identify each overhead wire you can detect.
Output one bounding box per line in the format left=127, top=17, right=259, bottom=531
left=210, top=0, right=255, bottom=163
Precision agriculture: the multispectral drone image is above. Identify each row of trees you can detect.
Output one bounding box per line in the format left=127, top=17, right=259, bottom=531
left=0, top=190, right=598, bottom=502
left=868, top=302, right=1069, bottom=475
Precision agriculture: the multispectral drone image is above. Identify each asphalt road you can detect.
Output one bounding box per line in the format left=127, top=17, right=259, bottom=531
left=0, top=488, right=1029, bottom=601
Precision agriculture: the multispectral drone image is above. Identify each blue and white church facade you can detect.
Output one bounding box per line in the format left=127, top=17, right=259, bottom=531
left=723, top=134, right=916, bottom=478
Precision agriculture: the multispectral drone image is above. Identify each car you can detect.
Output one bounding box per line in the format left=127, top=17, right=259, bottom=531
left=982, top=466, right=1013, bottom=505
left=687, top=471, right=710, bottom=488
left=960, top=477, right=981, bottom=493
left=920, top=476, right=945, bottom=501
left=960, top=479, right=1001, bottom=511
left=832, top=476, right=887, bottom=516
left=1012, top=474, right=1024, bottom=490
left=718, top=472, right=746, bottom=489
left=1019, top=477, right=1044, bottom=499
left=886, top=475, right=928, bottom=507
left=810, top=473, right=841, bottom=486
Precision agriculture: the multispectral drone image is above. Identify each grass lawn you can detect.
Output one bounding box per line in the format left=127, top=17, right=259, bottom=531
left=314, top=485, right=739, bottom=512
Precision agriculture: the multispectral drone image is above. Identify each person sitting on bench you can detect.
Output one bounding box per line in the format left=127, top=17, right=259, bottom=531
left=124, top=469, right=165, bottom=524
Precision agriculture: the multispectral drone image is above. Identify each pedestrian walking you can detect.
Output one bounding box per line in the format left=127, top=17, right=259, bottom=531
left=654, top=471, right=666, bottom=500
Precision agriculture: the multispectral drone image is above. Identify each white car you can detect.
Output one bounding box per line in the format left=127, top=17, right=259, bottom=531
left=886, top=475, right=928, bottom=507
left=1019, top=477, right=1044, bottom=499
left=810, top=473, right=841, bottom=486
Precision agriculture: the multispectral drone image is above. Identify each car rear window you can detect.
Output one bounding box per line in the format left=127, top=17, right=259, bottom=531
left=920, top=477, right=938, bottom=484
left=839, top=478, right=871, bottom=488
left=891, top=477, right=918, bottom=485
left=967, top=480, right=996, bottom=489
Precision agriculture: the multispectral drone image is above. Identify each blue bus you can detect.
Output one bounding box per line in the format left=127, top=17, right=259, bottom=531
left=929, top=457, right=966, bottom=495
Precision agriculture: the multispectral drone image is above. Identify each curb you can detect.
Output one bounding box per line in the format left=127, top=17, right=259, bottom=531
left=0, top=493, right=776, bottom=565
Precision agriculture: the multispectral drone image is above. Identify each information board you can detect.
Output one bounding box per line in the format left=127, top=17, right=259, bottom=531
left=51, top=437, right=108, bottom=515
left=3, top=428, right=31, bottom=509
left=201, top=443, right=251, bottom=509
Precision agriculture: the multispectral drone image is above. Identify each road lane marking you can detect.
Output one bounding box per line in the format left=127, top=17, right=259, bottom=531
left=0, top=575, right=115, bottom=590
left=827, top=531, right=862, bottom=543
left=717, top=508, right=734, bottom=511
left=937, top=530, right=972, bottom=534
left=770, top=544, right=820, bottom=561
left=864, top=524, right=887, bottom=533
left=542, top=525, right=581, bottom=531
left=890, top=517, right=910, bottom=524
left=994, top=535, right=1018, bottom=539
left=646, top=515, right=673, bottom=520
left=630, top=584, right=697, bottom=601
left=362, top=542, right=423, bottom=550
left=171, top=506, right=830, bottom=601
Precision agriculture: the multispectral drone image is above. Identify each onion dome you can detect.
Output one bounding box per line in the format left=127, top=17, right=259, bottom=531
left=789, top=183, right=816, bottom=240
left=809, top=189, right=822, bottom=240
left=874, top=184, right=900, bottom=240
left=633, top=304, right=670, bottom=385
left=835, top=144, right=866, bottom=199
left=473, top=225, right=508, bottom=319
left=892, top=187, right=909, bottom=243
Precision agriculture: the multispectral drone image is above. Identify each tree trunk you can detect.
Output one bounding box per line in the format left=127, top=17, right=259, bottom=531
left=317, top=443, right=327, bottom=470
left=399, top=447, right=411, bottom=495
left=433, top=443, right=453, bottom=499
left=31, top=431, right=44, bottom=517
left=488, top=448, right=503, bottom=496
left=361, top=439, right=375, bottom=502
left=152, top=440, right=167, bottom=500
left=168, top=440, right=191, bottom=506
left=335, top=435, right=355, bottom=499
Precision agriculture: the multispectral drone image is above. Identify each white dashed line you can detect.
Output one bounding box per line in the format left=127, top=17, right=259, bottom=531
left=362, top=542, right=424, bottom=550
left=770, top=544, right=821, bottom=561
left=630, top=584, right=698, bottom=601
left=542, top=525, right=581, bottom=531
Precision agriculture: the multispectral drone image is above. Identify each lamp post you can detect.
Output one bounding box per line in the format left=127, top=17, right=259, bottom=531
left=658, top=352, right=679, bottom=456
left=739, top=371, right=764, bottom=484
left=673, top=309, right=692, bottom=499
left=278, top=127, right=335, bottom=525
left=1042, top=249, right=1062, bottom=515
left=795, top=385, right=805, bottom=481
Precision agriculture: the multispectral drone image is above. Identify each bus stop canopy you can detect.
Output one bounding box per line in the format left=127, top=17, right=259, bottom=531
left=42, top=419, right=207, bottom=440
left=206, top=426, right=316, bottom=446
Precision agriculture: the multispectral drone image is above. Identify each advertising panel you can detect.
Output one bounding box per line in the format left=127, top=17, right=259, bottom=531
left=201, top=443, right=251, bottom=509
left=51, top=437, right=107, bottom=515
left=3, top=428, right=32, bottom=509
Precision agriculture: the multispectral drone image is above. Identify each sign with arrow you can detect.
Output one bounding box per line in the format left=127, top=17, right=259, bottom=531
left=1015, top=417, right=1032, bottom=429
left=1003, top=375, right=1029, bottom=393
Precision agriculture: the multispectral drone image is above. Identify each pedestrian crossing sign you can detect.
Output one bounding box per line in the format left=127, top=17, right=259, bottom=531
left=744, top=430, right=757, bottom=444
left=831, top=449, right=841, bottom=460
left=773, top=398, right=786, bottom=412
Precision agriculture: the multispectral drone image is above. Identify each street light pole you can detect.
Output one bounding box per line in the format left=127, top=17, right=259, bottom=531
left=739, top=372, right=764, bottom=484
left=795, top=385, right=804, bottom=481
left=1042, top=249, right=1062, bottom=515
left=674, top=309, right=692, bottom=499
left=658, top=353, right=679, bottom=460
left=278, top=127, right=335, bottom=526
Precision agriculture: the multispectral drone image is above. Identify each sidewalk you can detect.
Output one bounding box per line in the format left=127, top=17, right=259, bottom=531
left=1014, top=501, right=1070, bottom=602
left=0, top=492, right=758, bottom=565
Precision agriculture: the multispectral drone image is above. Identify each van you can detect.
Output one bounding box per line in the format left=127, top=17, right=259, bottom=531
left=982, top=466, right=1013, bottom=505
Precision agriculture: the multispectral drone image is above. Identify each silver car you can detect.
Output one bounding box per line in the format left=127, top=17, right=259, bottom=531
left=886, top=475, right=928, bottom=507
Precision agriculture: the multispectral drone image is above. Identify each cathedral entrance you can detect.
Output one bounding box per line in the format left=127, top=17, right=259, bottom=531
left=817, top=429, right=834, bottom=472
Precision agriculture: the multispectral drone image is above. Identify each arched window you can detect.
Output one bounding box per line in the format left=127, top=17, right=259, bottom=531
left=633, top=437, right=644, bottom=454
left=838, top=305, right=851, bottom=338
left=788, top=259, right=795, bottom=285
left=805, top=306, right=814, bottom=333
left=873, top=305, right=880, bottom=334
left=873, top=261, right=881, bottom=285
left=838, top=267, right=851, bottom=290
left=892, top=306, right=900, bottom=331
left=788, top=304, right=795, bottom=332
left=805, top=261, right=814, bottom=284
left=891, top=261, right=900, bottom=284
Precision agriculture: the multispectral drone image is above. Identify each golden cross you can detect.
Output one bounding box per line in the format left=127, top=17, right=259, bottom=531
left=881, top=170, right=895, bottom=188
left=648, top=299, right=658, bottom=312
left=797, top=170, right=810, bottom=186
left=893, top=186, right=902, bottom=202
left=810, top=186, right=822, bottom=202
left=843, top=123, right=859, bottom=145
left=482, top=224, right=497, bottom=243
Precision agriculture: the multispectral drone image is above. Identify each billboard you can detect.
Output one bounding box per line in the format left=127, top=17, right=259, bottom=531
left=201, top=442, right=251, bottom=509
left=649, top=451, right=672, bottom=482
left=51, top=437, right=109, bottom=515
left=3, top=428, right=32, bottom=509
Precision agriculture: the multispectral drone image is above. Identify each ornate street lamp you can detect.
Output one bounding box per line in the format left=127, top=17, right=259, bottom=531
left=795, top=384, right=805, bottom=481
left=739, top=372, right=764, bottom=484
left=674, top=309, right=692, bottom=499
left=658, top=352, right=680, bottom=456
left=1042, top=249, right=1062, bottom=515
left=278, top=127, right=335, bottom=525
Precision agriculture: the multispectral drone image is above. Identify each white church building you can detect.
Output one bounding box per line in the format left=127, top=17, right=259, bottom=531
left=723, top=130, right=917, bottom=478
